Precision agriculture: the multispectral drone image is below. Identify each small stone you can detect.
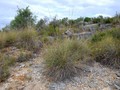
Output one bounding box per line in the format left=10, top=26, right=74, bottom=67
left=102, top=87, right=111, bottom=90
left=114, top=80, right=120, bottom=90
left=116, top=72, right=120, bottom=77
left=74, top=77, right=81, bottom=83
left=49, top=86, right=55, bottom=90
left=48, top=83, right=56, bottom=90
left=88, top=82, right=97, bottom=88
left=17, top=86, right=24, bottom=90
left=20, top=64, right=25, bottom=68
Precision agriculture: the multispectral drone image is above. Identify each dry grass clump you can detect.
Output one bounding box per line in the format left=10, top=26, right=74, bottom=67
left=16, top=29, right=42, bottom=52
left=91, top=36, right=120, bottom=68
left=0, top=28, right=42, bottom=52
left=43, top=28, right=120, bottom=82
left=0, top=31, right=17, bottom=48
left=17, top=50, right=33, bottom=62
left=43, top=39, right=90, bottom=81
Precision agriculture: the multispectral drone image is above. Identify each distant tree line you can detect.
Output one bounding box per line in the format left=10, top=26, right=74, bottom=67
left=2, top=7, right=120, bottom=32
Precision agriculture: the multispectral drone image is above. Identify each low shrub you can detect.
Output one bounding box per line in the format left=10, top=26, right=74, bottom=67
left=4, top=31, right=17, bottom=47
left=91, top=31, right=106, bottom=42
left=15, top=29, right=42, bottom=52
left=0, top=54, right=16, bottom=82
left=18, top=29, right=37, bottom=43
left=0, top=28, right=42, bottom=52
left=43, top=26, right=61, bottom=36
left=17, top=51, right=33, bottom=62
left=91, top=28, right=120, bottom=43
left=0, top=32, right=6, bottom=49
left=0, top=66, right=9, bottom=82
left=40, top=35, right=49, bottom=43
left=91, top=37, right=120, bottom=68
left=107, top=28, right=120, bottom=40
left=43, top=39, right=90, bottom=81
left=0, top=31, right=17, bottom=48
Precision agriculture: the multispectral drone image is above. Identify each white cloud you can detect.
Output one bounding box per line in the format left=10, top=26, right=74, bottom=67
left=62, top=0, right=115, bottom=6
left=85, top=0, right=115, bottom=6
left=0, top=0, right=120, bottom=29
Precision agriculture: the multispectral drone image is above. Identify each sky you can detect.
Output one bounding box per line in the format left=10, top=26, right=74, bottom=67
left=0, top=0, right=120, bottom=29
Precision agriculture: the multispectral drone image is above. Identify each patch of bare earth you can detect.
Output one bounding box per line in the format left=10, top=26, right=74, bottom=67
left=0, top=55, right=120, bottom=90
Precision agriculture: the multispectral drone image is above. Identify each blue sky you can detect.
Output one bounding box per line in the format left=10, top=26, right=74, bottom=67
left=0, top=0, right=120, bottom=29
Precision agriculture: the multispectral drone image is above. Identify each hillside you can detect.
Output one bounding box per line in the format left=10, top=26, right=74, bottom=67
left=0, top=7, right=120, bottom=90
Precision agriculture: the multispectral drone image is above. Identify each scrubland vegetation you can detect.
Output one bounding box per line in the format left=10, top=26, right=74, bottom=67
left=43, top=39, right=90, bottom=81
left=91, top=28, right=120, bottom=68
left=43, top=28, right=120, bottom=81
left=0, top=7, right=120, bottom=82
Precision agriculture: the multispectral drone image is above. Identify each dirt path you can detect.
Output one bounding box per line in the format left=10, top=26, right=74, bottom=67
left=0, top=55, right=120, bottom=90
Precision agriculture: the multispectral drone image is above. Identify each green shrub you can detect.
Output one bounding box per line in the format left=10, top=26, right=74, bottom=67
left=39, top=26, right=56, bottom=36
left=0, top=54, right=16, bottom=82
left=0, top=66, right=9, bottom=82
left=91, top=31, right=106, bottom=42
left=18, top=29, right=37, bottom=43
left=40, top=35, right=49, bottom=43
left=92, top=37, right=120, bottom=68
left=91, top=28, right=120, bottom=43
left=10, top=7, right=36, bottom=29
left=43, top=39, right=90, bottom=81
left=107, top=28, right=120, bottom=40
left=0, top=54, right=16, bottom=68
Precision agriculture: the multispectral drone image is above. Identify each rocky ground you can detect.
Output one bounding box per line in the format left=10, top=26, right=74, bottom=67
left=0, top=54, right=120, bottom=90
